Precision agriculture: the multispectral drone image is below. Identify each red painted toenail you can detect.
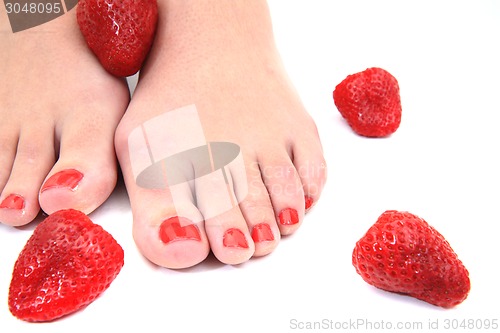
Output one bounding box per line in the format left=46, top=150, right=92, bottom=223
left=251, top=223, right=274, bottom=242
left=41, top=169, right=84, bottom=192
left=223, top=228, right=249, bottom=248
left=305, top=196, right=314, bottom=210
left=0, top=194, right=25, bottom=210
left=159, top=216, right=201, bottom=244
left=279, top=208, right=299, bottom=226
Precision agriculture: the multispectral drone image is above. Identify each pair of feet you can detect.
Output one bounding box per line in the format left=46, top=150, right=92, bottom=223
left=0, top=0, right=327, bottom=268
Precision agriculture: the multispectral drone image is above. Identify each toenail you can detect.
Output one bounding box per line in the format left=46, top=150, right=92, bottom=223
left=278, top=208, right=299, bottom=226
left=305, top=196, right=314, bottom=210
left=41, top=169, right=84, bottom=193
left=223, top=228, right=249, bottom=249
left=251, top=223, right=274, bottom=242
left=0, top=194, right=25, bottom=210
left=159, top=216, right=201, bottom=244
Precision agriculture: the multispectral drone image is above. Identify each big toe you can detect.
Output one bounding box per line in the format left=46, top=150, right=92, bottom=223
left=115, top=113, right=212, bottom=269
left=39, top=87, right=129, bottom=215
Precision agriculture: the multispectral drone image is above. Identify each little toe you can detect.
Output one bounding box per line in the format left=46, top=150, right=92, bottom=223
left=292, top=136, right=328, bottom=212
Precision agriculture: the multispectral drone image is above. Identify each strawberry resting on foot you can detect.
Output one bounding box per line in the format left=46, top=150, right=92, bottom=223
left=77, top=0, right=158, bottom=77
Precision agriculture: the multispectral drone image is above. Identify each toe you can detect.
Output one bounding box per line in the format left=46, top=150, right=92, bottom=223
left=195, top=167, right=255, bottom=265
left=239, top=160, right=280, bottom=256
left=292, top=134, right=327, bottom=212
left=204, top=207, right=255, bottom=265
left=259, top=152, right=305, bottom=236
left=39, top=92, right=128, bottom=215
left=132, top=187, right=210, bottom=269
left=0, top=122, right=55, bottom=226
left=0, top=128, right=17, bottom=192
left=116, top=120, right=211, bottom=269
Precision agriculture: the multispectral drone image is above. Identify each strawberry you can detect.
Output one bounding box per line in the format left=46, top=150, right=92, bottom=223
left=8, top=209, right=124, bottom=322
left=333, top=67, right=402, bottom=137
left=77, top=0, right=158, bottom=77
left=352, top=210, right=470, bottom=308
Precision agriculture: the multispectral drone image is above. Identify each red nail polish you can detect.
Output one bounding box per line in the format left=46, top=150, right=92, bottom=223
left=223, top=228, right=249, bottom=248
left=159, top=216, right=201, bottom=244
left=0, top=194, right=25, bottom=210
left=251, top=223, right=274, bottom=242
left=41, top=169, right=84, bottom=192
left=279, top=208, right=299, bottom=226
left=305, top=196, right=314, bottom=210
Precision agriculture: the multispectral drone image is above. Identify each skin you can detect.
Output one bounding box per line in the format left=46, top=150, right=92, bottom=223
left=0, top=0, right=327, bottom=269
left=0, top=5, right=129, bottom=225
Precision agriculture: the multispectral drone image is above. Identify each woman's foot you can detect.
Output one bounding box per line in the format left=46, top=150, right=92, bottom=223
left=115, top=0, right=327, bottom=268
left=0, top=9, right=129, bottom=226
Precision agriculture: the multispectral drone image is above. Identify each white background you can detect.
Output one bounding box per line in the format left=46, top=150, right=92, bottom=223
left=1, top=1, right=499, bottom=332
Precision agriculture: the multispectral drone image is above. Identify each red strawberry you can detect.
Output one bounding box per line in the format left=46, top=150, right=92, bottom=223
left=77, top=0, right=158, bottom=77
left=9, top=209, right=124, bottom=322
left=352, top=210, right=470, bottom=308
left=333, top=67, right=402, bottom=137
